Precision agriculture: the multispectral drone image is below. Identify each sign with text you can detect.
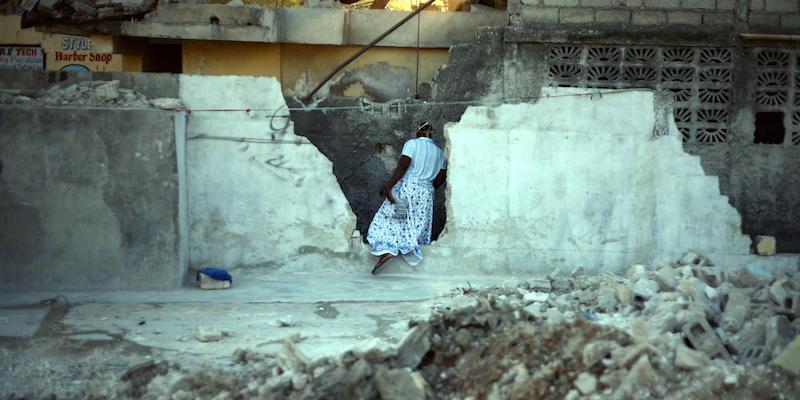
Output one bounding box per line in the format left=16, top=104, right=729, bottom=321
left=0, top=47, right=44, bottom=70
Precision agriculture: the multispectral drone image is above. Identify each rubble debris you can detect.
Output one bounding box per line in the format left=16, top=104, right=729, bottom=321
left=198, top=272, right=231, bottom=290
left=0, top=81, right=158, bottom=109
left=59, top=249, right=799, bottom=399
left=195, top=325, right=223, bottom=342
left=755, top=235, right=777, bottom=256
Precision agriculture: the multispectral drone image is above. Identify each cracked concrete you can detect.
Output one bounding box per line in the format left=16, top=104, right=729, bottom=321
left=0, top=272, right=515, bottom=398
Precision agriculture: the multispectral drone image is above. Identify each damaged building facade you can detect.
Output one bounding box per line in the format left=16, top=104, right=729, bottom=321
left=1, top=0, right=800, bottom=290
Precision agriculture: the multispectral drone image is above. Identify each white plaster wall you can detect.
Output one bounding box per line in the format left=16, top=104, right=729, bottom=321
left=180, top=75, right=363, bottom=272
left=399, top=89, right=757, bottom=276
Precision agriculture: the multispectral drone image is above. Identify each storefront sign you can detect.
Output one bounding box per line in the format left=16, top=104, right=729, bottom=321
left=0, top=47, right=44, bottom=70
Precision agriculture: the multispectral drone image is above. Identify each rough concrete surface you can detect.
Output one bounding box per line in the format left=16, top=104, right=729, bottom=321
left=1, top=252, right=798, bottom=399
left=0, top=106, right=181, bottom=291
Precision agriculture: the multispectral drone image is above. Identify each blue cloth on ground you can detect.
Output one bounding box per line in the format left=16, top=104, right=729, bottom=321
left=197, top=268, right=232, bottom=283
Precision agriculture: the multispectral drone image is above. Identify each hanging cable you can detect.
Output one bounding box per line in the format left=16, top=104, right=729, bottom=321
left=415, top=3, right=421, bottom=98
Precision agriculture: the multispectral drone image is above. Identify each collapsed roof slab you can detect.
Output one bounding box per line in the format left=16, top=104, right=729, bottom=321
left=379, top=88, right=800, bottom=276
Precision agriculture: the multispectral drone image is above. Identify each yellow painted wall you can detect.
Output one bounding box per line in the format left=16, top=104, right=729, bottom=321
left=280, top=43, right=449, bottom=96
left=182, top=40, right=281, bottom=78
left=0, top=15, right=42, bottom=45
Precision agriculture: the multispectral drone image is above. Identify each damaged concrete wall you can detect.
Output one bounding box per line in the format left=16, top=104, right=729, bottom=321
left=0, top=107, right=181, bottom=290
left=180, top=75, right=361, bottom=274
left=391, top=89, right=792, bottom=276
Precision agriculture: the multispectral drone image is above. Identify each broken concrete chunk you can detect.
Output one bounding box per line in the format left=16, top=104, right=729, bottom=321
left=693, top=266, right=723, bottom=288
left=769, top=279, right=800, bottom=317
left=152, top=98, right=183, bottom=110
left=95, top=80, right=120, bottom=101
left=765, top=315, right=796, bottom=350
left=574, top=372, right=597, bottom=395
left=720, top=290, right=751, bottom=334
left=351, top=338, right=396, bottom=362
left=656, top=259, right=675, bottom=270
left=678, top=249, right=714, bottom=267
left=632, top=279, right=659, bottom=303
left=654, top=267, right=680, bottom=292
left=275, top=315, right=294, bottom=327
left=772, top=335, right=800, bottom=373
left=526, top=278, right=551, bottom=292
left=396, top=323, right=432, bottom=368
left=681, top=318, right=732, bottom=361
left=582, top=340, right=619, bottom=367
left=273, top=339, right=310, bottom=372
left=626, top=264, right=646, bottom=279
left=522, top=292, right=549, bottom=305
left=374, top=369, right=425, bottom=400
left=648, top=312, right=677, bottom=337
left=755, top=235, right=776, bottom=256
left=195, top=325, right=222, bottom=342
left=674, top=344, right=710, bottom=370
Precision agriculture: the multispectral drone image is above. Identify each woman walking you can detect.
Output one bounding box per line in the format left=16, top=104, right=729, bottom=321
left=367, top=121, right=448, bottom=275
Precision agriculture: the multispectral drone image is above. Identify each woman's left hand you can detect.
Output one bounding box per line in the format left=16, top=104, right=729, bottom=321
left=386, top=186, right=395, bottom=204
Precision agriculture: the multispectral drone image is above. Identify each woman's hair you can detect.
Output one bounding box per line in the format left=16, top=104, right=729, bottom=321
left=416, top=121, right=433, bottom=135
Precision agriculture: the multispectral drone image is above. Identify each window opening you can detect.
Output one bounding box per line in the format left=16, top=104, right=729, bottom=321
left=754, top=112, right=785, bottom=144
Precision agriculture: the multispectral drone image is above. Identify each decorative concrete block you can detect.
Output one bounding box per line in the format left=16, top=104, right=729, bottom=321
left=632, top=10, right=667, bottom=24
left=681, top=0, right=715, bottom=9
left=199, top=272, right=231, bottom=290
left=756, top=235, right=776, bottom=256
left=750, top=0, right=764, bottom=11
left=644, top=0, right=680, bottom=8
left=521, top=6, right=560, bottom=23
left=560, top=8, right=595, bottom=23
left=596, top=9, right=631, bottom=23
left=668, top=10, right=703, bottom=24
left=749, top=13, right=781, bottom=26
left=543, top=0, right=579, bottom=5
left=765, top=0, right=799, bottom=12
left=739, top=345, right=772, bottom=365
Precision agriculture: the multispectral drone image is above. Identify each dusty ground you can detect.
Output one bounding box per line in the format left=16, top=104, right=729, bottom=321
left=2, top=256, right=799, bottom=400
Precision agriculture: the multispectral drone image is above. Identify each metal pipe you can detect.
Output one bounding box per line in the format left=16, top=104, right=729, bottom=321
left=303, top=0, right=436, bottom=101
left=741, top=34, right=800, bottom=41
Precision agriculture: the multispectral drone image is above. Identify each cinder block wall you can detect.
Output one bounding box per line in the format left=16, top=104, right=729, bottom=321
left=509, top=0, right=798, bottom=31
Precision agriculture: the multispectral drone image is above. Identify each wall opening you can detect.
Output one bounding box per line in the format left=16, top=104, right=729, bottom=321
left=754, top=112, right=785, bottom=144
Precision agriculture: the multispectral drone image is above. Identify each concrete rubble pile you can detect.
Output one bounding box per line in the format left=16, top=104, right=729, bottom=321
left=10, top=0, right=158, bottom=19
left=0, top=80, right=182, bottom=109
left=80, top=250, right=799, bottom=400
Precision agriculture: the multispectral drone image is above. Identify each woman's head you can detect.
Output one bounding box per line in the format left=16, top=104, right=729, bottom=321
left=416, top=121, right=433, bottom=138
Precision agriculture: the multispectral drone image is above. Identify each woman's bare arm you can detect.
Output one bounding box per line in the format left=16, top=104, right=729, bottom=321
left=433, top=169, right=446, bottom=189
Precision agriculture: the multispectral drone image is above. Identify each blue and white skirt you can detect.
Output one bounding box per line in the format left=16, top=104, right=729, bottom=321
left=367, top=180, right=434, bottom=266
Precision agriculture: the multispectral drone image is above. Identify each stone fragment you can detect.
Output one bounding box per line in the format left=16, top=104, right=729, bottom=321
left=678, top=249, right=714, bottom=267
left=152, top=98, right=182, bottom=110
left=231, top=348, right=247, bottom=364
left=654, top=267, right=680, bottom=292
left=259, top=370, right=295, bottom=395
left=616, top=285, right=635, bottom=307
left=291, top=373, right=309, bottom=391
left=545, top=308, right=565, bottom=325
left=614, top=355, right=654, bottom=399
left=648, top=312, right=677, bottom=336
left=198, top=272, right=230, bottom=289
left=352, top=338, right=396, bottom=362
left=95, top=80, right=120, bottom=101
left=772, top=335, right=800, bottom=373
left=765, top=315, right=796, bottom=350
left=769, top=279, right=800, bottom=317
left=728, top=318, right=767, bottom=355
left=526, top=278, right=551, bottom=292
left=454, top=328, right=474, bottom=348
left=595, top=293, right=618, bottom=313
left=626, top=264, right=645, bottom=279
left=337, top=359, right=374, bottom=399
left=705, top=286, right=718, bottom=300
left=632, top=279, right=659, bottom=303
left=396, top=323, right=431, bottom=368
left=275, top=315, right=294, bottom=327
left=274, top=339, right=310, bottom=372
left=574, top=372, right=597, bottom=395
left=693, top=266, right=723, bottom=287
left=674, top=344, right=710, bottom=370
left=523, top=292, right=549, bottom=305
left=582, top=340, right=619, bottom=366
left=374, top=369, right=425, bottom=400
left=656, top=259, right=675, bottom=270
left=726, top=263, right=772, bottom=289
left=195, top=325, right=222, bottom=342
left=720, top=290, right=751, bottom=333
left=755, top=235, right=776, bottom=255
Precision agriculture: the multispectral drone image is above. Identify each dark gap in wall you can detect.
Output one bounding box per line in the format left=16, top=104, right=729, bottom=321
left=147, top=44, right=183, bottom=74
left=754, top=112, right=785, bottom=144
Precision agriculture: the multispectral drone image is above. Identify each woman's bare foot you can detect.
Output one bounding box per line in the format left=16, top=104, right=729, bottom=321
left=372, top=253, right=394, bottom=275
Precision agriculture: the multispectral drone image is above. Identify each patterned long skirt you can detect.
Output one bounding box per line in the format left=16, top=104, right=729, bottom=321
left=367, top=180, right=434, bottom=266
